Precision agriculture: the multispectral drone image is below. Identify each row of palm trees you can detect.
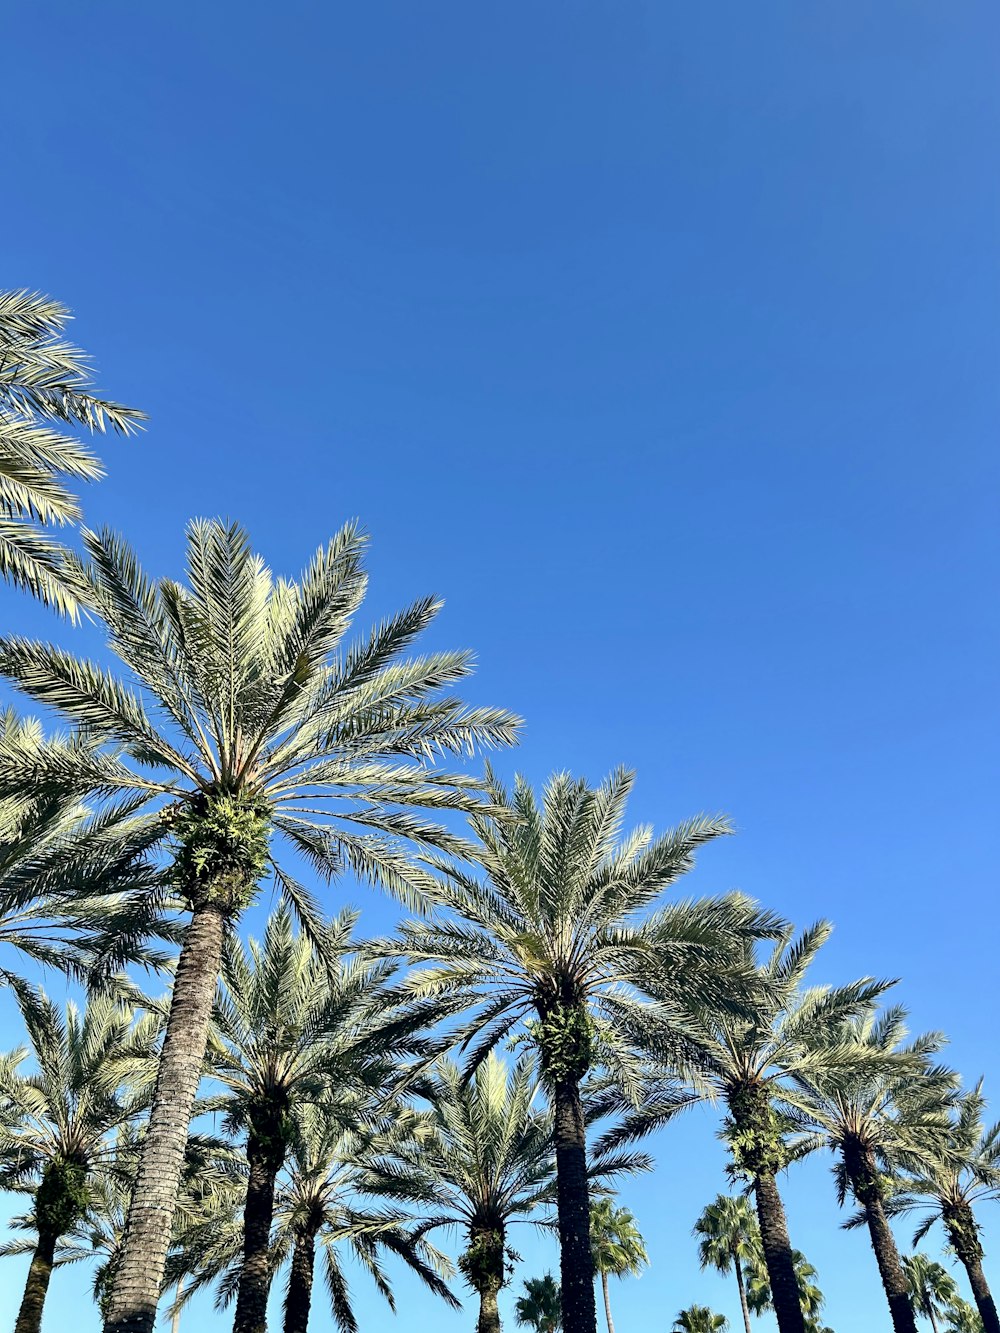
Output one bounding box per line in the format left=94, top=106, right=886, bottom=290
left=0, top=291, right=995, bottom=1333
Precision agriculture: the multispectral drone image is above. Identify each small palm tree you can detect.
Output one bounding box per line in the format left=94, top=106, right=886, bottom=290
left=673, top=1306, right=729, bottom=1332
left=590, top=1198, right=647, bottom=1333
left=391, top=766, right=771, bottom=1333
left=789, top=1006, right=956, bottom=1333
left=0, top=517, right=519, bottom=1333
left=944, top=1300, right=985, bottom=1333
left=206, top=905, right=442, bottom=1333
left=364, top=1054, right=558, bottom=1333
left=0, top=289, right=144, bottom=614
left=888, top=1082, right=1000, bottom=1333
left=0, top=985, right=158, bottom=1333
left=608, top=922, right=888, bottom=1333
left=515, top=1274, right=562, bottom=1332
left=745, top=1247, right=831, bottom=1332
left=904, top=1253, right=960, bottom=1333
left=694, top=1194, right=760, bottom=1333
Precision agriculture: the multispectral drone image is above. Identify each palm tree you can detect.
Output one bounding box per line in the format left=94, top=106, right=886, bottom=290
left=789, top=1006, right=956, bottom=1333
left=364, top=1054, right=558, bottom=1333
left=589, top=1198, right=647, bottom=1333
left=745, top=1247, right=831, bottom=1332
left=608, top=922, right=888, bottom=1333
left=887, top=1082, right=1000, bottom=1333
left=944, top=1301, right=985, bottom=1333
left=904, top=1254, right=960, bottom=1333
left=0, top=709, right=170, bottom=987
left=673, top=1306, right=729, bottom=1332
left=206, top=905, right=443, bottom=1333
left=167, top=1100, right=458, bottom=1333
left=694, top=1194, right=759, bottom=1333
left=515, top=1274, right=562, bottom=1332
left=391, top=766, right=772, bottom=1333
left=0, top=985, right=158, bottom=1333
left=0, top=517, right=519, bottom=1333
left=0, top=289, right=144, bottom=613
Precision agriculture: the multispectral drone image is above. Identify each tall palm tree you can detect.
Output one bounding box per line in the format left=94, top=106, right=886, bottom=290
left=390, top=766, right=773, bottom=1333
left=167, top=1100, right=458, bottom=1333
left=206, top=905, right=443, bottom=1333
left=904, top=1254, right=960, bottom=1333
left=515, top=1274, right=562, bottom=1332
left=673, top=1307, right=729, bottom=1332
left=0, top=517, right=519, bottom=1333
left=789, top=1006, right=956, bottom=1333
left=363, top=1054, right=559, bottom=1333
left=886, top=1082, right=1000, bottom=1333
left=0, top=985, right=158, bottom=1333
left=0, top=289, right=144, bottom=614
left=607, top=922, right=889, bottom=1333
left=589, top=1198, right=647, bottom=1333
left=694, top=1194, right=759, bottom=1333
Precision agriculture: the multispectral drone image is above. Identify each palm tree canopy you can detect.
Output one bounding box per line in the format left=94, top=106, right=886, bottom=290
left=903, top=1252, right=960, bottom=1321
left=694, top=1193, right=760, bottom=1277
left=745, top=1247, right=826, bottom=1318
left=673, top=1305, right=729, bottom=1332
left=0, top=289, right=145, bottom=614
left=515, top=1273, right=562, bottom=1331
left=0, top=519, right=521, bottom=925
left=387, top=765, right=774, bottom=1093
left=590, top=1197, right=648, bottom=1279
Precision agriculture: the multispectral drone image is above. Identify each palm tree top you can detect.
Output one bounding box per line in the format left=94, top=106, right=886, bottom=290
left=590, top=1196, right=648, bottom=1278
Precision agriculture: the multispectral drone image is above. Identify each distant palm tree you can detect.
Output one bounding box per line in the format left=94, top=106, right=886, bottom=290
left=943, top=1300, right=985, bottom=1333
left=904, top=1254, right=960, bottom=1333
left=391, top=766, right=770, bottom=1333
left=694, top=1194, right=759, bottom=1333
left=589, top=1198, right=647, bottom=1333
left=0, top=517, right=519, bottom=1333
left=886, top=1082, right=1000, bottom=1333
left=515, top=1274, right=562, bottom=1332
left=790, top=1006, right=956, bottom=1333
left=0, top=986, right=158, bottom=1333
left=206, top=905, right=443, bottom=1333
left=746, top=1247, right=831, bottom=1332
left=673, top=1306, right=729, bottom=1332
left=0, top=289, right=144, bottom=614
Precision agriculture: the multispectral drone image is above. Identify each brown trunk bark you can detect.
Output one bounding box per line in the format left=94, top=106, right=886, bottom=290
left=600, top=1270, right=615, bottom=1333
left=552, top=1075, right=597, bottom=1333
left=946, top=1208, right=1000, bottom=1333
left=103, top=901, right=227, bottom=1333
left=282, top=1229, right=316, bottom=1333
left=233, top=1118, right=285, bottom=1333
left=752, top=1170, right=806, bottom=1333
left=734, top=1254, right=753, bottom=1333
left=843, top=1140, right=917, bottom=1333
left=478, top=1287, right=502, bottom=1333
left=14, top=1228, right=57, bottom=1333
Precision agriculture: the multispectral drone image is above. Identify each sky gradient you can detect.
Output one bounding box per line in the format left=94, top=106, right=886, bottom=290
left=1, top=3, right=998, bottom=1330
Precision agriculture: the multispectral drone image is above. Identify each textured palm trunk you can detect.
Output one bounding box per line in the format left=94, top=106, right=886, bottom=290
left=103, top=901, right=228, bottom=1333
left=282, top=1229, right=317, bottom=1333
left=733, top=1254, right=752, bottom=1333
left=752, top=1170, right=806, bottom=1333
left=946, top=1207, right=1000, bottom=1333
left=926, top=1306, right=939, bottom=1333
left=477, top=1287, right=502, bottom=1333
left=552, top=1075, right=598, bottom=1333
left=843, top=1140, right=916, bottom=1333
left=599, top=1271, right=615, bottom=1333
left=14, top=1227, right=58, bottom=1333
left=233, top=1118, right=286, bottom=1333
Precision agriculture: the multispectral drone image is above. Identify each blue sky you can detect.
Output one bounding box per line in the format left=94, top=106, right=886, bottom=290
left=1, top=2, right=998, bottom=1329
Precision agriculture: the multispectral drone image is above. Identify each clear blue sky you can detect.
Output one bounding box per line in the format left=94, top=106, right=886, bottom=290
left=1, top=3, right=998, bottom=1330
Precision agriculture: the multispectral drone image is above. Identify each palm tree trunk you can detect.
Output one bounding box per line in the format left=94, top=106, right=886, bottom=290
left=103, top=901, right=228, bottom=1333
left=927, top=1307, right=939, bottom=1333
left=14, top=1227, right=58, bottom=1333
left=946, top=1210, right=1000, bottom=1333
left=170, top=1280, right=184, bottom=1333
left=600, top=1270, right=615, bottom=1333
left=733, top=1254, right=753, bottom=1333
left=282, top=1230, right=316, bottom=1333
left=843, top=1143, right=916, bottom=1333
left=233, top=1120, right=286, bottom=1333
left=552, top=1074, right=598, bottom=1333
left=478, top=1287, right=502, bottom=1333
left=752, top=1170, right=806, bottom=1333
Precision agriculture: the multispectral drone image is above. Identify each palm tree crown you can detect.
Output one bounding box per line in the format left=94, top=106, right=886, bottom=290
left=515, top=1273, right=562, bottom=1332
left=673, top=1305, right=729, bottom=1332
